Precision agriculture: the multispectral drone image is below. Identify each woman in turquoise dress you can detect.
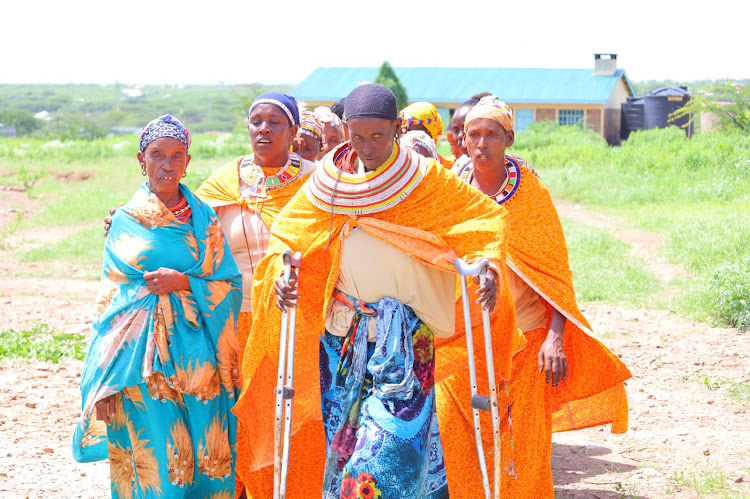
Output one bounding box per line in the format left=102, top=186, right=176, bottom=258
left=72, top=115, right=243, bottom=498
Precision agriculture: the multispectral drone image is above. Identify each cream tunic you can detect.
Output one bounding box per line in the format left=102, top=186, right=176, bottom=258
left=325, top=228, right=456, bottom=340
left=214, top=204, right=269, bottom=313
left=508, top=270, right=547, bottom=333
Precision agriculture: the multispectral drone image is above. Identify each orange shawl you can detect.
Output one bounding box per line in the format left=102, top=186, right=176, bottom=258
left=502, top=158, right=631, bottom=430
left=233, top=148, right=521, bottom=495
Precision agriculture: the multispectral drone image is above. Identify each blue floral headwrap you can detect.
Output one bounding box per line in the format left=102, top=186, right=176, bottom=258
left=250, top=92, right=300, bottom=127
left=139, top=114, right=191, bottom=153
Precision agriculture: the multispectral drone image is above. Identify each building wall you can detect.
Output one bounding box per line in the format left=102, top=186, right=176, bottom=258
left=586, top=109, right=602, bottom=135
left=606, top=77, right=632, bottom=109
left=535, top=108, right=556, bottom=122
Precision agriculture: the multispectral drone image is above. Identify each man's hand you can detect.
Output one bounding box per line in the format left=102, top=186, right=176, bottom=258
left=274, top=268, right=299, bottom=310
left=144, top=268, right=190, bottom=296
left=473, top=268, right=498, bottom=313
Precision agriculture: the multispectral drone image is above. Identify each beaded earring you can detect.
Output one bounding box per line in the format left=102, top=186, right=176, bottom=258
left=141, top=166, right=147, bottom=176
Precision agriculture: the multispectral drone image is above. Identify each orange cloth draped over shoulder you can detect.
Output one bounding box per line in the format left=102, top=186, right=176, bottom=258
left=436, top=157, right=632, bottom=498
left=439, top=154, right=456, bottom=169
left=233, top=145, right=522, bottom=498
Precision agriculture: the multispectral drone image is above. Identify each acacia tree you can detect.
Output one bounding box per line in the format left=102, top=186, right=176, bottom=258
left=672, top=80, right=750, bottom=132
left=374, top=61, right=408, bottom=111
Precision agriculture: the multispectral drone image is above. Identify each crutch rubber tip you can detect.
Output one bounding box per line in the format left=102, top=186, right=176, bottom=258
left=282, top=386, right=295, bottom=399
left=471, top=394, right=492, bottom=412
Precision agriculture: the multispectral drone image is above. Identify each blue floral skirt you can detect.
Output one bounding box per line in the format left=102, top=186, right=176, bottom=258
left=319, top=295, right=449, bottom=499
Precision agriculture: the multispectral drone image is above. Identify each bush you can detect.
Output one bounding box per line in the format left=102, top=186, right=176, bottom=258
left=710, top=263, right=750, bottom=330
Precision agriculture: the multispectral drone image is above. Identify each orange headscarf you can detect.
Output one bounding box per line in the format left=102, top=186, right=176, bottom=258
left=464, top=95, right=514, bottom=133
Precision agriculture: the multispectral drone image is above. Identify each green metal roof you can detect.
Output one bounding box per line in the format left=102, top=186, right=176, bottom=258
left=291, top=67, right=635, bottom=105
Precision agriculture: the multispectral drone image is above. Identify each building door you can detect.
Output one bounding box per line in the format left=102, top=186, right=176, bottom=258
left=515, top=109, right=534, bottom=133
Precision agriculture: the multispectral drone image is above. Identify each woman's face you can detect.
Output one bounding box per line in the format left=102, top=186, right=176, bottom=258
left=346, top=118, right=399, bottom=171
left=292, top=132, right=321, bottom=162
left=465, top=118, right=514, bottom=171
left=248, top=103, right=296, bottom=161
left=137, top=137, right=190, bottom=201
left=320, top=122, right=343, bottom=158
left=446, top=129, right=462, bottom=158
left=450, top=106, right=471, bottom=156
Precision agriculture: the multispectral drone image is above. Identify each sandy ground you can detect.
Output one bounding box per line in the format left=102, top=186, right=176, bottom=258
left=1, top=197, right=748, bottom=498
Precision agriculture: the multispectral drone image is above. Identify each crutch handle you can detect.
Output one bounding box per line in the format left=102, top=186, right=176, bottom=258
left=471, top=394, right=492, bottom=412
left=291, top=251, right=302, bottom=269
left=282, top=249, right=293, bottom=283
left=455, top=258, right=489, bottom=277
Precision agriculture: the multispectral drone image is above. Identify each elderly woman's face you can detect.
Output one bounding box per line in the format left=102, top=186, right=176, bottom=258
left=248, top=103, right=296, bottom=160
left=292, top=132, right=321, bottom=162
left=465, top=118, right=514, bottom=170
left=346, top=118, right=399, bottom=171
left=137, top=137, right=190, bottom=201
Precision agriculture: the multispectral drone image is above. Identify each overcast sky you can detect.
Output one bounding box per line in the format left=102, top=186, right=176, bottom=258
left=2, top=0, right=748, bottom=85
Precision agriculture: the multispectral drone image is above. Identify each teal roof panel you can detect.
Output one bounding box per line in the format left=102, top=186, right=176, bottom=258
left=291, top=67, right=634, bottom=105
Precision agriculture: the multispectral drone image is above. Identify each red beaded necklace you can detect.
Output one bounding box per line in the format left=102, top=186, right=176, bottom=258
left=168, top=195, right=192, bottom=222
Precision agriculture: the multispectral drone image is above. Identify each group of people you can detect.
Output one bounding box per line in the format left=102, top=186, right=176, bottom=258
left=73, top=83, right=631, bottom=499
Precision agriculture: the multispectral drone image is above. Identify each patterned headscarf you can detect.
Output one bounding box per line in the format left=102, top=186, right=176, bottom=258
left=464, top=95, right=514, bottom=133
left=299, top=110, right=323, bottom=142
left=400, top=130, right=438, bottom=159
left=139, top=114, right=191, bottom=153
left=250, top=92, right=300, bottom=127
left=401, top=102, right=443, bottom=142
left=314, top=106, right=345, bottom=137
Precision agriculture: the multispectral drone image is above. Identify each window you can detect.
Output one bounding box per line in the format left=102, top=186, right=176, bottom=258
left=558, top=109, right=584, bottom=126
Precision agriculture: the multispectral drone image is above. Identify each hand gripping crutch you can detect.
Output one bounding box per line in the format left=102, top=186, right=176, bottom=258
left=274, top=249, right=302, bottom=499
left=455, top=257, right=502, bottom=499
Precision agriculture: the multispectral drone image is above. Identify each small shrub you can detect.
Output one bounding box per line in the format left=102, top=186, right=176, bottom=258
left=0, top=323, right=87, bottom=363
left=711, top=262, right=750, bottom=330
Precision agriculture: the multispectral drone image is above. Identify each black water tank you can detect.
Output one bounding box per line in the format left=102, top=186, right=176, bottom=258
left=621, top=97, right=644, bottom=140
left=621, top=86, right=693, bottom=139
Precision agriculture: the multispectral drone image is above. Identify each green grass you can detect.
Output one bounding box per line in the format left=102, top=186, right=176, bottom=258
left=668, top=469, right=747, bottom=497
left=0, top=323, right=87, bottom=363
left=513, top=123, right=750, bottom=329
left=561, top=217, right=660, bottom=304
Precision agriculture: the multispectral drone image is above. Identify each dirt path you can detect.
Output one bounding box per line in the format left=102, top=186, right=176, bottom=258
left=1, top=196, right=748, bottom=497
left=555, top=200, right=687, bottom=287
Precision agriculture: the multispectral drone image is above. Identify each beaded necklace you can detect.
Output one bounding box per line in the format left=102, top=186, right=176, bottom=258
left=168, top=195, right=192, bottom=222
left=238, top=153, right=303, bottom=199
left=456, top=155, right=521, bottom=205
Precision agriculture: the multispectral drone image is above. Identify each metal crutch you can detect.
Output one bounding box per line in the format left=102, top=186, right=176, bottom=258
left=274, top=249, right=302, bottom=499
left=455, top=257, right=502, bottom=499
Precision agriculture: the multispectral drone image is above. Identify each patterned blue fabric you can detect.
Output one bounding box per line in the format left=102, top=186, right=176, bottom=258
left=320, top=294, right=448, bottom=499
left=139, top=114, right=191, bottom=153
left=72, top=182, right=242, bottom=498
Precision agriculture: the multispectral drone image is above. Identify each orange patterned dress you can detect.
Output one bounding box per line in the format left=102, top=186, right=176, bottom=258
left=437, top=154, right=632, bottom=498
